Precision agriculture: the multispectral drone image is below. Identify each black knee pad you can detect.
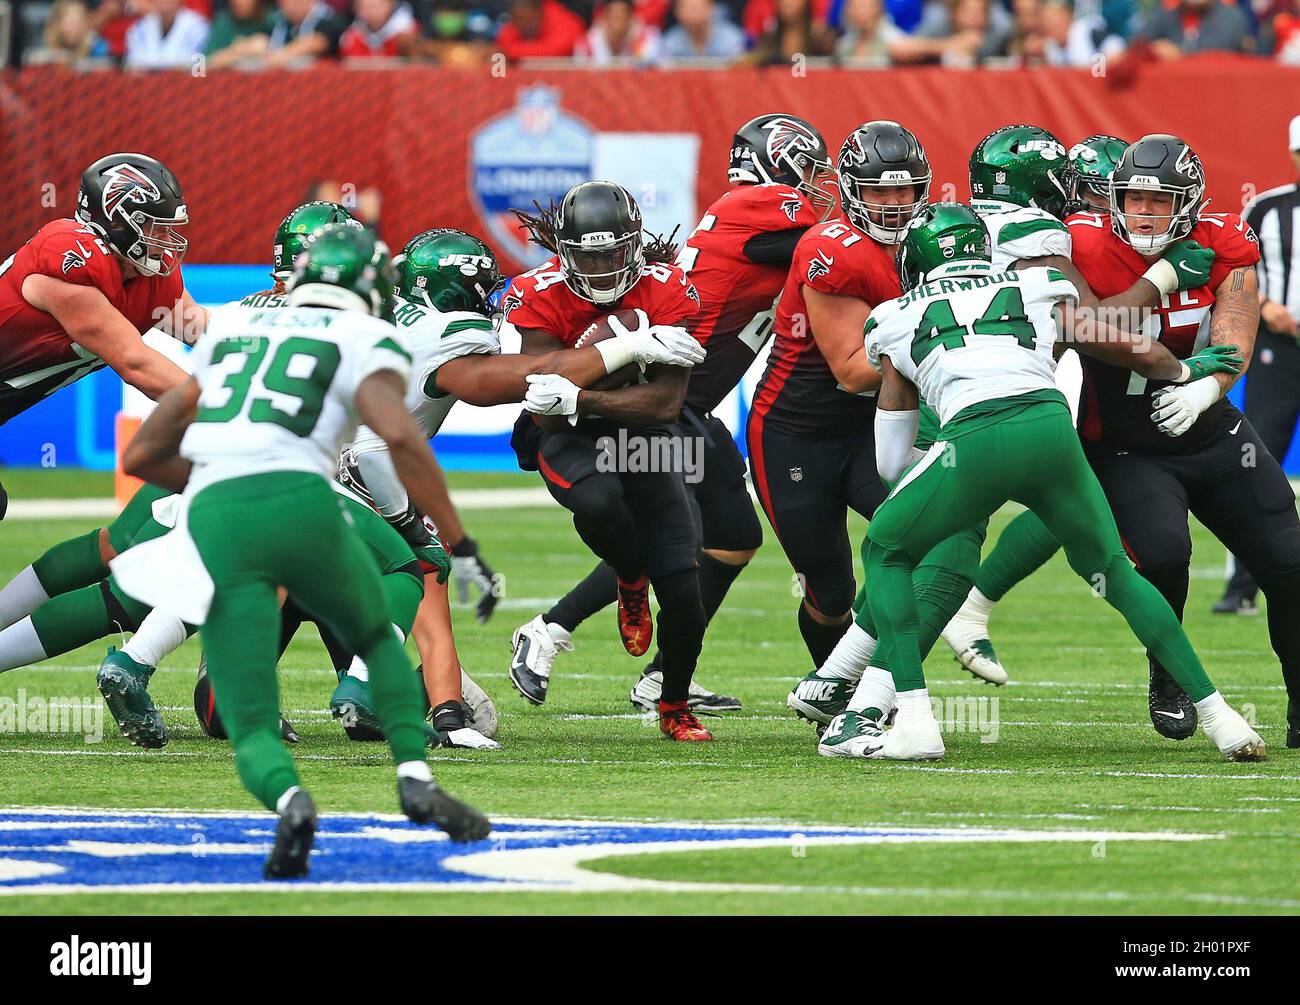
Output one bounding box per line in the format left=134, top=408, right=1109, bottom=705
left=565, top=474, right=628, bottom=525
left=701, top=483, right=763, bottom=553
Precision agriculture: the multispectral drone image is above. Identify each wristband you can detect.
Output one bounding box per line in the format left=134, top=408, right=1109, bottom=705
left=1142, top=258, right=1179, bottom=298
left=594, top=337, right=639, bottom=374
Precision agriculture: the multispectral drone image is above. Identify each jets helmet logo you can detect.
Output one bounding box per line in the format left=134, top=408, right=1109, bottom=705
left=100, top=163, right=162, bottom=223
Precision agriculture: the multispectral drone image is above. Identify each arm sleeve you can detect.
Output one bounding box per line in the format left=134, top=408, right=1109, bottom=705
left=742, top=227, right=811, bottom=266
left=875, top=407, right=922, bottom=484
left=352, top=429, right=409, bottom=519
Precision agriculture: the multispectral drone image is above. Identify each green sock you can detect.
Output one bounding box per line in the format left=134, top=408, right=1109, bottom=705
left=28, top=584, right=118, bottom=658
left=233, top=728, right=302, bottom=811
left=975, top=510, right=1060, bottom=602
left=31, top=531, right=106, bottom=597
left=366, top=631, right=431, bottom=765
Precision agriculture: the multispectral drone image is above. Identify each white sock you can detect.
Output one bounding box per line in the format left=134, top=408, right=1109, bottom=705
left=396, top=759, right=433, bottom=782
left=961, top=587, right=995, bottom=622
left=346, top=656, right=370, bottom=682
left=0, top=567, right=49, bottom=631
left=848, top=665, right=896, bottom=715
left=895, top=687, right=935, bottom=724
left=0, top=617, right=49, bottom=673
left=275, top=785, right=301, bottom=815
left=122, top=610, right=188, bottom=668
left=819, top=623, right=876, bottom=682
left=545, top=622, right=573, bottom=648
left=1194, top=691, right=1227, bottom=716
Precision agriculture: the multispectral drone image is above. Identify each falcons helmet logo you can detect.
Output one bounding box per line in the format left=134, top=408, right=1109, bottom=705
left=764, top=117, right=822, bottom=166
left=100, top=163, right=162, bottom=223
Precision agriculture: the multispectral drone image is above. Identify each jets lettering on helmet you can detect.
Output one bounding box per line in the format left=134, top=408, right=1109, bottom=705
left=100, top=163, right=164, bottom=223
left=1019, top=139, right=1065, bottom=160
left=438, top=253, right=495, bottom=276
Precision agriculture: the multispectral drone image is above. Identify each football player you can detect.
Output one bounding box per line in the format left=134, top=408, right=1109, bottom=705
left=507, top=113, right=835, bottom=713
left=822, top=203, right=1263, bottom=763
left=791, top=125, right=1234, bottom=730
left=0, top=153, right=207, bottom=516
left=114, top=225, right=491, bottom=877
left=501, top=180, right=718, bottom=741
left=1067, top=134, right=1129, bottom=213
left=747, top=120, right=924, bottom=673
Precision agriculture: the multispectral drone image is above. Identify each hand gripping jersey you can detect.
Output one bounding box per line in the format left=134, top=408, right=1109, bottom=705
left=979, top=206, right=1072, bottom=270
left=181, top=303, right=412, bottom=496
left=1068, top=210, right=1260, bottom=454
left=0, top=219, right=185, bottom=423
left=866, top=266, right=1079, bottom=427
left=753, top=216, right=900, bottom=436
left=676, top=183, right=820, bottom=412
left=500, top=256, right=700, bottom=347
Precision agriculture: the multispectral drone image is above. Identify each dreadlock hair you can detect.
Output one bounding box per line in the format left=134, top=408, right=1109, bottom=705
left=510, top=200, right=680, bottom=265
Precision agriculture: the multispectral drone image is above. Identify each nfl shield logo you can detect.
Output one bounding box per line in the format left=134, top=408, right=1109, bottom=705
left=469, top=86, right=594, bottom=271
left=995, top=171, right=1007, bottom=184
left=789, top=467, right=803, bottom=482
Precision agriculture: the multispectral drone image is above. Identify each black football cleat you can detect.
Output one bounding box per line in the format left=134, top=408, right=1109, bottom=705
left=264, top=790, right=318, bottom=880
left=398, top=777, right=491, bottom=843
left=1287, top=699, right=1300, bottom=749
left=1148, top=665, right=1197, bottom=740
left=1211, top=592, right=1259, bottom=616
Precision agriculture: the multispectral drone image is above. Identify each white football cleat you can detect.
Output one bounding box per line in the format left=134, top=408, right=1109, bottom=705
left=439, top=727, right=502, bottom=751
left=941, top=591, right=1008, bottom=686
left=1201, top=703, right=1267, bottom=762
left=508, top=616, right=572, bottom=706
left=872, top=714, right=946, bottom=761
left=817, top=711, right=887, bottom=758
left=460, top=666, right=498, bottom=739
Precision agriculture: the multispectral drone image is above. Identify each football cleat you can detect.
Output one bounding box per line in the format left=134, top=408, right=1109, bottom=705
left=817, top=710, right=887, bottom=758
left=617, top=575, right=653, bottom=657
left=330, top=673, right=385, bottom=741
left=195, top=656, right=300, bottom=743
left=398, top=777, right=491, bottom=842
left=658, top=700, right=714, bottom=741
left=1288, top=698, right=1300, bottom=750
left=872, top=714, right=946, bottom=761
left=941, top=595, right=1008, bottom=685
left=1201, top=703, right=1266, bottom=762
left=630, top=670, right=741, bottom=713
left=1148, top=665, right=1197, bottom=740
left=787, top=670, right=856, bottom=724
left=1211, top=592, right=1259, bottom=616
left=460, top=666, right=498, bottom=739
left=264, top=789, right=318, bottom=880
left=97, top=646, right=167, bottom=748
left=436, top=727, right=501, bottom=750
left=508, top=615, right=572, bottom=705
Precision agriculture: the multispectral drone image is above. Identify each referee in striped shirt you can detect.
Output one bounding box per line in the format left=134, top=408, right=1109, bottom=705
left=1216, top=114, right=1300, bottom=614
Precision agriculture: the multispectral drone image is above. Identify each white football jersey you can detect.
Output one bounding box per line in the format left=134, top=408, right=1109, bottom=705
left=866, top=265, right=1079, bottom=426
left=182, top=303, right=411, bottom=494
left=977, top=205, right=1072, bottom=270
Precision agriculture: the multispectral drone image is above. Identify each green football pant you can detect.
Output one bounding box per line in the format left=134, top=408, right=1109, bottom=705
left=865, top=400, right=1215, bottom=700
left=975, top=509, right=1061, bottom=602
left=853, top=523, right=987, bottom=662
left=188, top=472, right=427, bottom=811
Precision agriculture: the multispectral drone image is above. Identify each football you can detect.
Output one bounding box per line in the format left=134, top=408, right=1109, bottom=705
left=574, top=308, right=644, bottom=389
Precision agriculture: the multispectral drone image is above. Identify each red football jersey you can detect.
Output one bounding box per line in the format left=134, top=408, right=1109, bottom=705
left=677, top=183, right=820, bottom=413
left=1068, top=210, right=1260, bottom=454
left=752, top=215, right=900, bottom=436
left=501, top=256, right=700, bottom=346
left=0, top=219, right=184, bottom=424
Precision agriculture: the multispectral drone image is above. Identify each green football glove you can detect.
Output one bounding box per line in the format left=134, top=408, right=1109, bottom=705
left=1176, top=344, right=1244, bottom=383
left=413, top=520, right=452, bottom=584
left=1159, top=239, right=1216, bottom=292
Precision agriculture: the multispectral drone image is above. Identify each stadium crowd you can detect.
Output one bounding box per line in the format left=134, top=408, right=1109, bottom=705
left=11, top=0, right=1300, bottom=70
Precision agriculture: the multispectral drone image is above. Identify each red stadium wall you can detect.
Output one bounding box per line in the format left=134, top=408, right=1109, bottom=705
left=3, top=60, right=1296, bottom=273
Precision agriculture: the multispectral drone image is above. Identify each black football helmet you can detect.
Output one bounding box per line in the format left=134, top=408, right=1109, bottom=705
left=1109, top=134, right=1207, bottom=253
left=76, top=153, right=188, bottom=277
left=555, top=181, right=645, bottom=305
left=729, top=113, right=837, bottom=221
left=837, top=121, right=931, bottom=244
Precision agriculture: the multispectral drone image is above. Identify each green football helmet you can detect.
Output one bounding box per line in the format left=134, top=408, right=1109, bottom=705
left=969, top=124, right=1072, bottom=220
left=272, top=201, right=359, bottom=280
left=286, top=224, right=397, bottom=319
left=897, top=202, right=992, bottom=292
left=1067, top=134, right=1128, bottom=212
left=397, top=228, right=503, bottom=315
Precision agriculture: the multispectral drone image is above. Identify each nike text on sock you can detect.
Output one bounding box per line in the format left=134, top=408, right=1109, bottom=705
left=396, top=760, right=433, bottom=783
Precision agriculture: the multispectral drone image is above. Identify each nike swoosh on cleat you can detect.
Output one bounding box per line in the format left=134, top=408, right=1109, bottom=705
left=1152, top=709, right=1186, bottom=720
left=511, top=637, right=531, bottom=674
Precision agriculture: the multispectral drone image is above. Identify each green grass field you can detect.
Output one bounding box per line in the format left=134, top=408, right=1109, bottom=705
left=0, top=466, right=1296, bottom=915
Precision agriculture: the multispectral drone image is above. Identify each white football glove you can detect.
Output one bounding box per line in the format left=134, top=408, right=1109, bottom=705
left=524, top=373, right=580, bottom=421
left=606, top=308, right=651, bottom=338
left=1151, top=377, right=1221, bottom=437
left=628, top=325, right=706, bottom=368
